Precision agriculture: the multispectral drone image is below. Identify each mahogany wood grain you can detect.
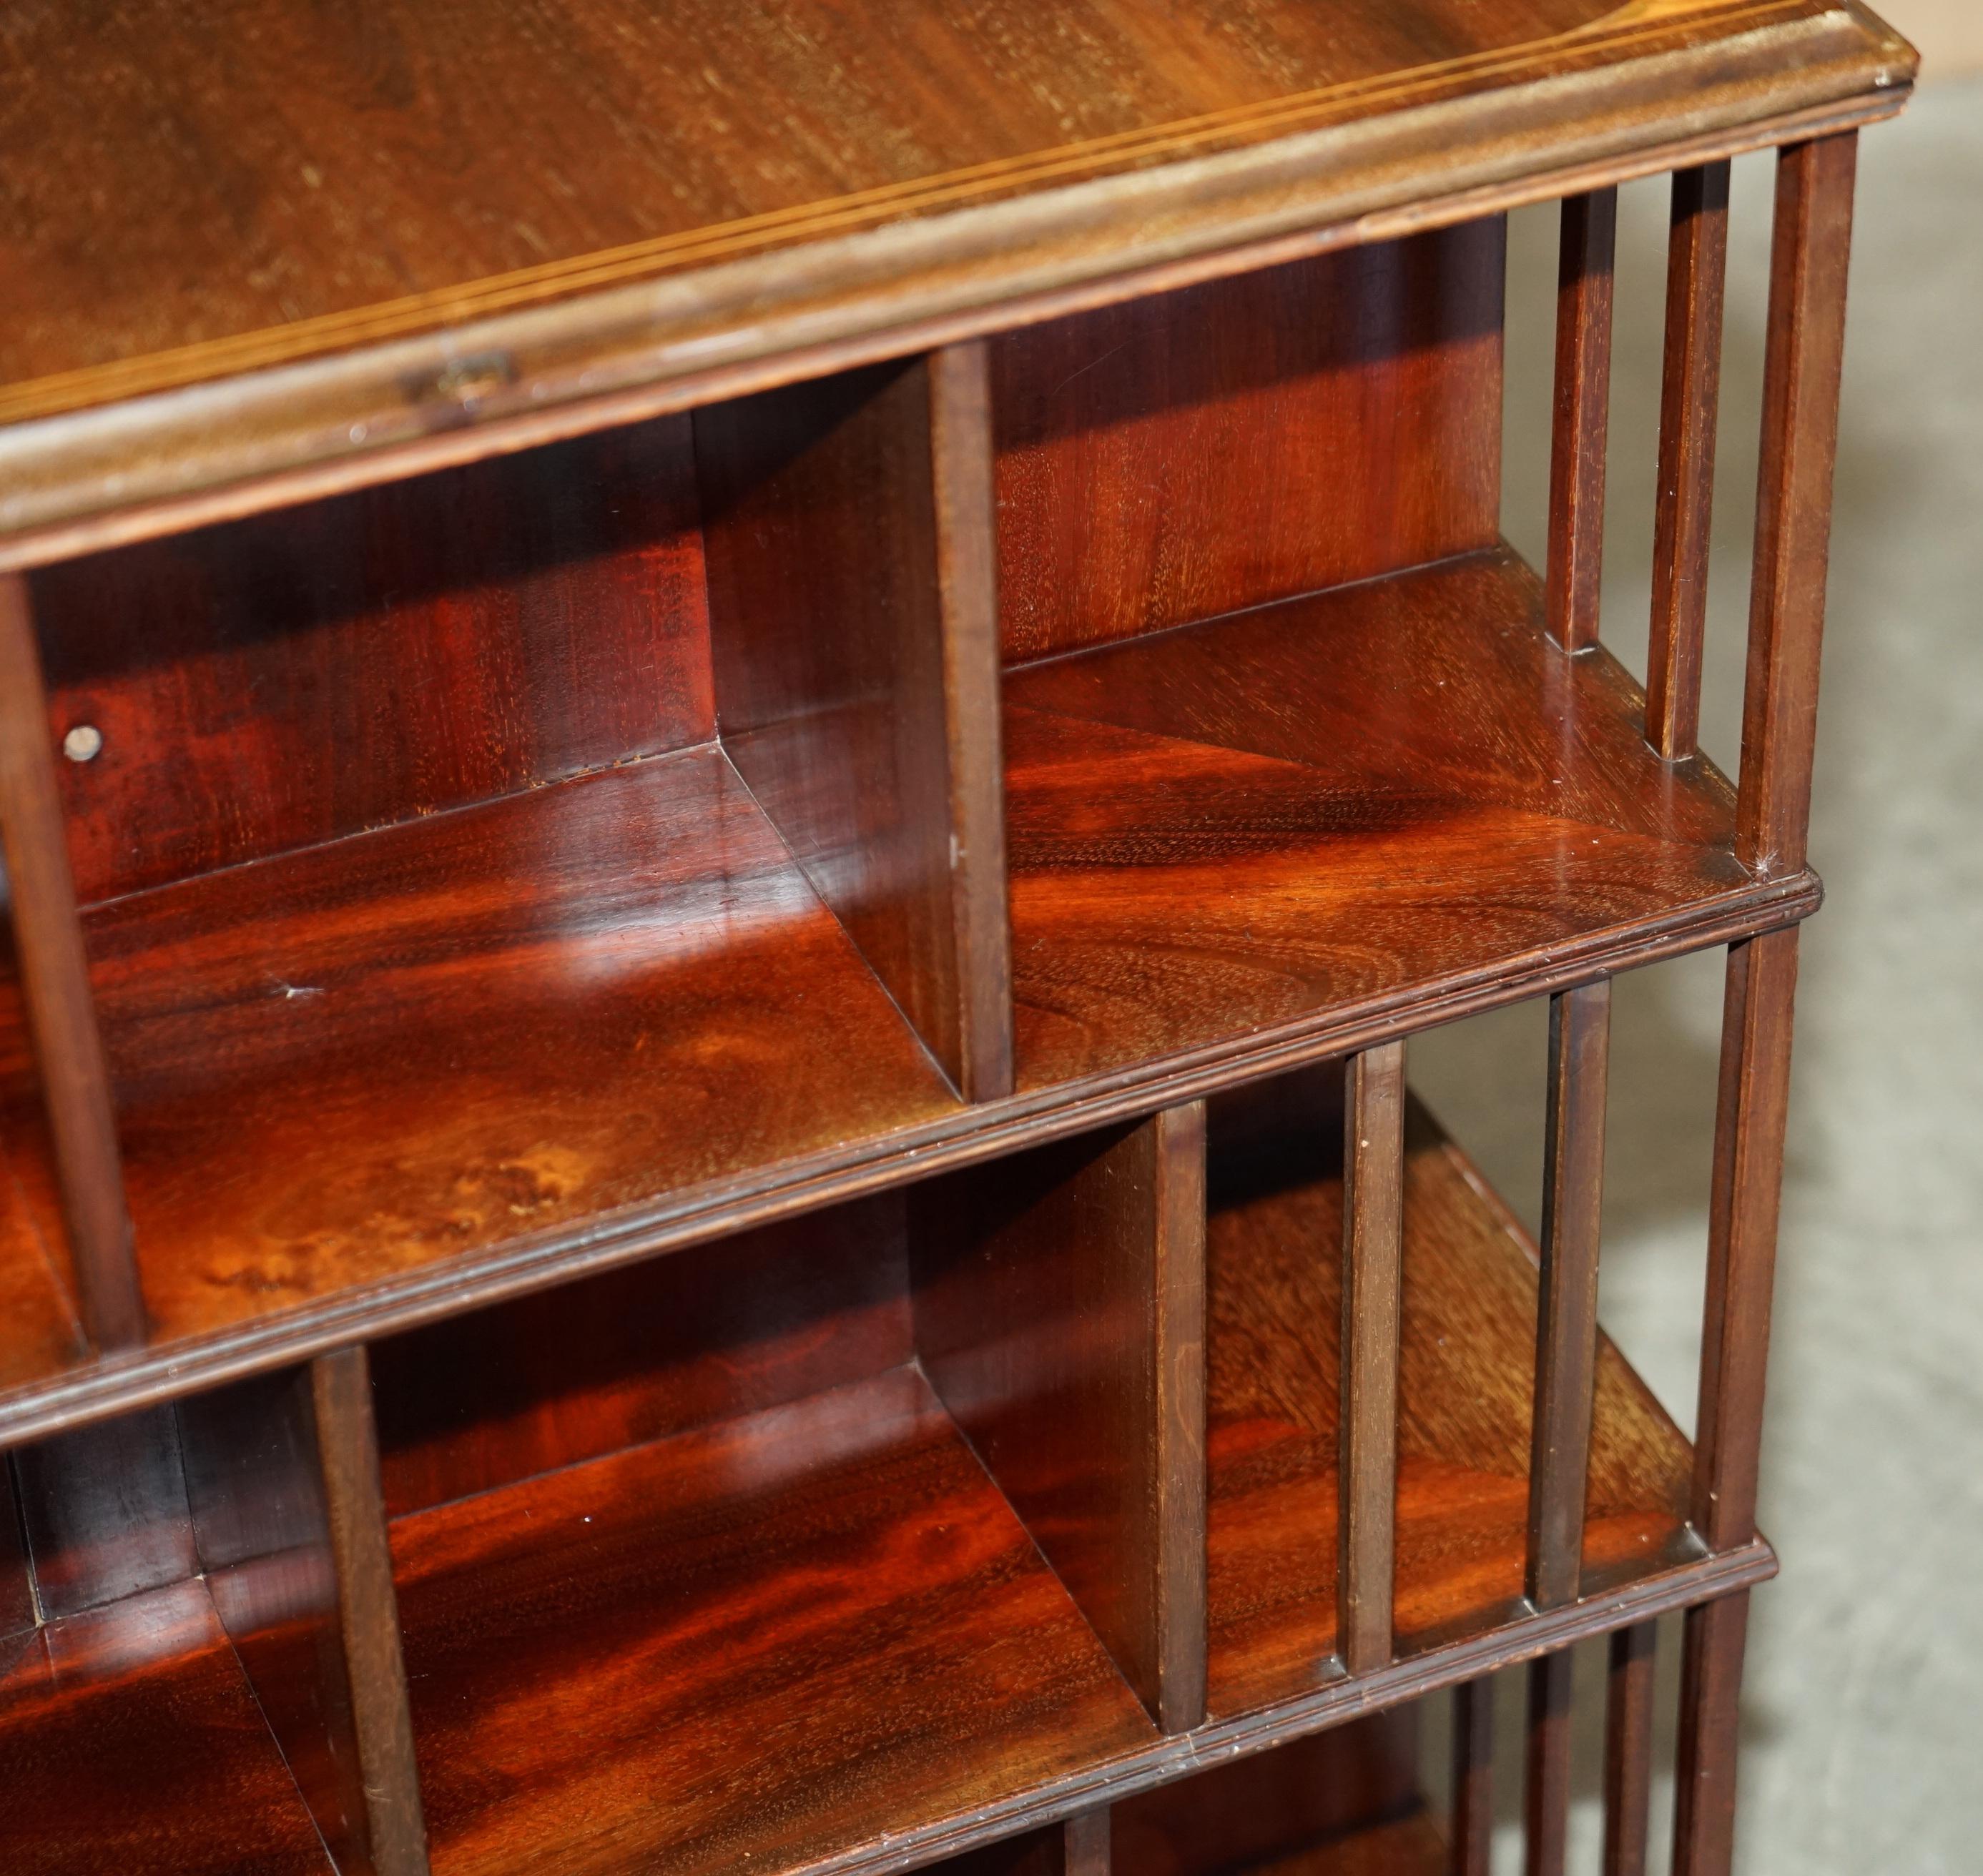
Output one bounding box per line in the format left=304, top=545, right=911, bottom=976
left=181, top=1352, right=428, bottom=1875
left=1523, top=1651, right=1574, bottom=1876
left=1526, top=981, right=1611, bottom=1613
left=0, top=573, right=144, bottom=1350
left=1256, top=1813, right=1451, bottom=1876
left=1449, top=1679, right=1495, bottom=1876
left=1003, top=548, right=1758, bottom=1093
left=1111, top=1715, right=1422, bottom=1876
left=31, top=419, right=712, bottom=905
left=370, top=1195, right=911, bottom=1517
left=1672, top=1589, right=1749, bottom=1876
left=1602, top=1623, right=1657, bottom=1876
left=0, top=748, right=958, bottom=1359
left=911, top=1106, right=1208, bottom=1733
left=1693, top=931, right=1799, bottom=1556
left=1204, top=1067, right=1695, bottom=1722
left=392, top=1365, right=1156, bottom=1876
left=990, top=226, right=1502, bottom=662
left=1545, top=190, right=1618, bottom=653
left=1339, top=1044, right=1406, bottom=1678
left=1646, top=164, right=1731, bottom=763
left=0, top=1576, right=333, bottom=1875
left=699, top=353, right=1013, bottom=1099
left=11, top=1406, right=196, bottom=1621
left=1736, top=134, right=1859, bottom=878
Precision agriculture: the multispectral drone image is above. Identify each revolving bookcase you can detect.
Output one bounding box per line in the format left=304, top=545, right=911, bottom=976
left=0, top=4, right=1914, bottom=1875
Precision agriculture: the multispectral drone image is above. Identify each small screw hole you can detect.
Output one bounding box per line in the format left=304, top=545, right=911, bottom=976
left=63, top=725, right=103, bottom=763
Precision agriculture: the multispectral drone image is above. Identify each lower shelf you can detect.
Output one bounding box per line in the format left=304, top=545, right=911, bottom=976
left=0, top=1579, right=330, bottom=1875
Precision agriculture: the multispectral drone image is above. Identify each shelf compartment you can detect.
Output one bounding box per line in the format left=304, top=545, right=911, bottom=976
left=0, top=1577, right=331, bottom=1875
left=1205, top=1066, right=1698, bottom=1719
left=390, top=1363, right=1156, bottom=1876
left=1003, top=545, right=1764, bottom=1090
left=0, top=744, right=959, bottom=1369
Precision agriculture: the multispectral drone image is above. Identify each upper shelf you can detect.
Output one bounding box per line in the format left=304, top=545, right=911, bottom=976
left=0, top=0, right=1912, bottom=563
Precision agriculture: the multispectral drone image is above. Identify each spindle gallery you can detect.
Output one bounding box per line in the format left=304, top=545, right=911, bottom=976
left=0, top=4, right=1914, bottom=1874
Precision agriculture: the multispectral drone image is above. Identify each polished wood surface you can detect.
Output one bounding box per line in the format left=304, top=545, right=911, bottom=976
left=370, top=1196, right=911, bottom=1518
left=0, top=1577, right=333, bottom=1875
left=0, top=573, right=144, bottom=1349
left=990, top=228, right=1501, bottom=662
left=0, top=748, right=958, bottom=1370
left=912, top=1107, right=1208, bottom=1732
left=1545, top=191, right=1618, bottom=653
left=1647, top=162, right=1731, bottom=762
left=1004, top=547, right=1763, bottom=1092
left=0, top=1, right=1901, bottom=425
left=31, top=418, right=712, bottom=904
left=1737, top=133, right=1859, bottom=878
left=392, top=1365, right=1155, bottom=1876
left=1339, top=1045, right=1407, bottom=1678
left=1526, top=982, right=1611, bottom=1613
left=699, top=351, right=1012, bottom=1099
left=11, top=1406, right=196, bottom=1622
left=1673, top=1588, right=1751, bottom=1876
left=1204, top=1066, right=1696, bottom=1720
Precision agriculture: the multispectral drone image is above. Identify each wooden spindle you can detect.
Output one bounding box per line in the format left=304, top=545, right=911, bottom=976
left=0, top=571, right=145, bottom=1351
left=1547, top=189, right=1619, bottom=653
left=1526, top=980, right=1610, bottom=1613
left=1525, top=1649, right=1575, bottom=1876
left=1736, top=134, right=1859, bottom=877
left=313, top=1346, right=430, bottom=1876
left=1339, top=1040, right=1406, bottom=1677
left=1603, top=1622, right=1658, bottom=1876
left=1450, top=1676, right=1496, bottom=1876
left=1647, top=162, right=1731, bottom=761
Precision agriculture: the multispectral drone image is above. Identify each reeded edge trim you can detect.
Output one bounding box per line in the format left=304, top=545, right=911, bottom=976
left=0, top=15, right=1912, bottom=571
left=0, top=869, right=1819, bottom=1448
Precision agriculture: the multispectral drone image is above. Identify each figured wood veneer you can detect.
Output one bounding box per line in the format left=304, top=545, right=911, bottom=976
left=1003, top=547, right=1761, bottom=1091
left=0, top=748, right=958, bottom=1363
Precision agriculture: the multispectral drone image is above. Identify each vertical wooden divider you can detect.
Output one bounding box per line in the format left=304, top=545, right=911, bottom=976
left=1647, top=162, right=1731, bottom=761
left=0, top=571, right=145, bottom=1351
left=1603, top=1623, right=1658, bottom=1876
left=697, top=342, right=1013, bottom=1102
left=1450, top=1677, right=1496, bottom=1876
left=1525, top=1649, right=1575, bottom=1876
left=1061, top=1807, right=1113, bottom=1876
left=1339, top=1041, right=1404, bottom=1678
left=910, top=1103, right=1208, bottom=1733
left=1676, top=132, right=1856, bottom=1876
left=179, top=1346, right=429, bottom=1876
left=1546, top=189, right=1618, bottom=653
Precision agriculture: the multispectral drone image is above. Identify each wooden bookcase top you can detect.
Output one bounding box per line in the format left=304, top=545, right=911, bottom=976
left=0, top=0, right=1911, bottom=566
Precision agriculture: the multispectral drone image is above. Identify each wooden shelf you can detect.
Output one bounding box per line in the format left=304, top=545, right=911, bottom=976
left=1005, top=545, right=1770, bottom=1088
left=352, top=1078, right=1701, bottom=1876
left=391, top=1366, right=1156, bottom=1876
left=0, top=1579, right=330, bottom=1875
left=0, top=745, right=959, bottom=1378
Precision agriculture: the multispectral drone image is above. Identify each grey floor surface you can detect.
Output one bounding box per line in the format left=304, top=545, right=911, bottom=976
left=1407, top=78, right=1983, bottom=1875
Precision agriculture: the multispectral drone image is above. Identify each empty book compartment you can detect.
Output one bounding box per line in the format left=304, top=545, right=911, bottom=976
left=0, top=398, right=1005, bottom=1388
left=986, top=223, right=1788, bottom=1092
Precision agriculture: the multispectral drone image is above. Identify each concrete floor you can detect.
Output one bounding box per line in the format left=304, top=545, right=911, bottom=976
left=1408, top=78, right=1983, bottom=1876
